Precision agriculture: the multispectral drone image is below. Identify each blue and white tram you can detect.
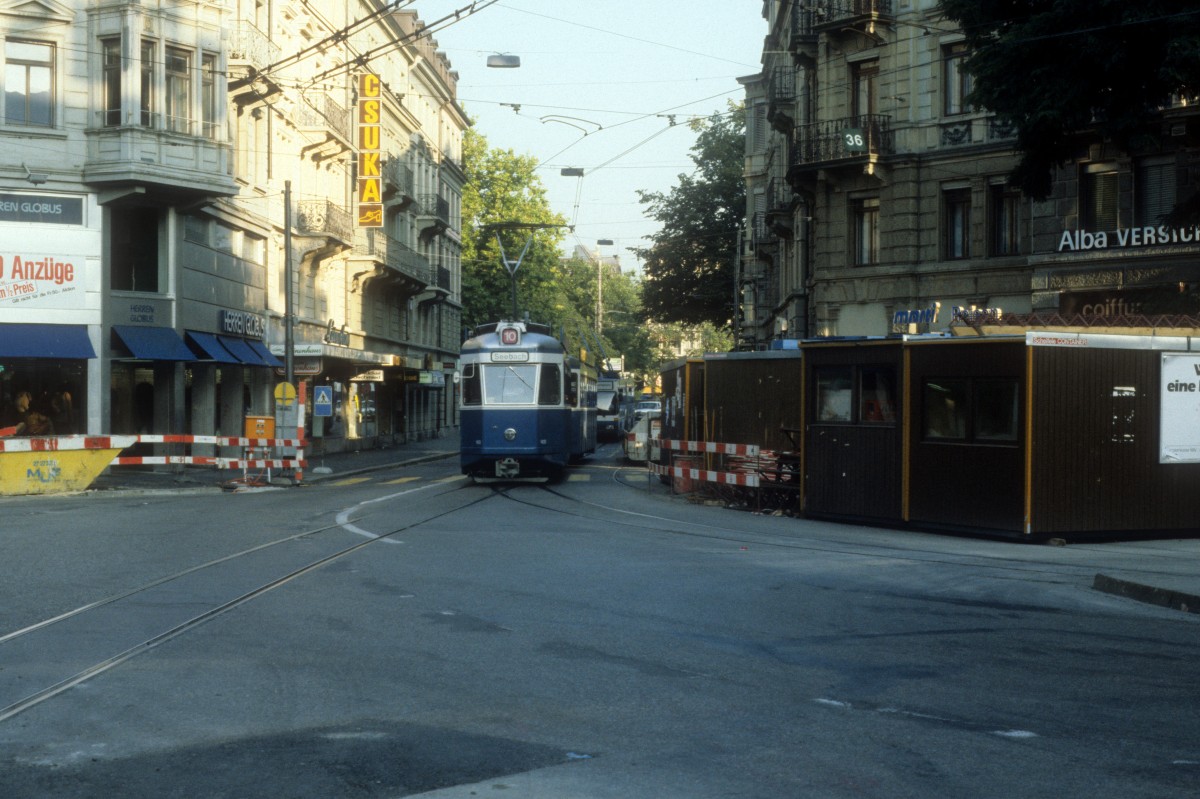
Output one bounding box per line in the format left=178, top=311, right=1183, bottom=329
left=460, top=321, right=597, bottom=480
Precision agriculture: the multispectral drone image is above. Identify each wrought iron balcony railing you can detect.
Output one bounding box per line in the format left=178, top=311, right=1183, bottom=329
left=357, top=228, right=433, bottom=286
left=790, top=114, right=893, bottom=169
left=809, top=0, right=894, bottom=31
left=418, top=194, right=450, bottom=224
left=229, top=20, right=280, bottom=70
left=298, top=93, right=351, bottom=143
left=383, top=157, right=415, bottom=199
left=295, top=200, right=353, bottom=244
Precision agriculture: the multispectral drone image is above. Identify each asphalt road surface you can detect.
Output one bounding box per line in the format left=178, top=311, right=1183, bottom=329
left=1, top=444, right=1197, bottom=798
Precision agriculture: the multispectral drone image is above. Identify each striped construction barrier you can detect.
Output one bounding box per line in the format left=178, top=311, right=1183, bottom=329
left=650, top=438, right=760, bottom=457
left=647, top=459, right=760, bottom=488
left=0, top=433, right=308, bottom=495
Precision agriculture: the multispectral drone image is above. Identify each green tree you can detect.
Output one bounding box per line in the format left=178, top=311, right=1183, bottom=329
left=460, top=128, right=571, bottom=330
left=942, top=0, right=1200, bottom=203
left=634, top=106, right=745, bottom=328
left=555, top=254, right=655, bottom=377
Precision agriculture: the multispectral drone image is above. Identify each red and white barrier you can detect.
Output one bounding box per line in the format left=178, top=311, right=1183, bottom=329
left=0, top=433, right=308, bottom=472
left=650, top=439, right=760, bottom=457
left=647, top=459, right=760, bottom=488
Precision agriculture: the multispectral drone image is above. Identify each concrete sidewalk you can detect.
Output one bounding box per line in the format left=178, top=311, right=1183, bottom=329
left=84, top=442, right=1200, bottom=617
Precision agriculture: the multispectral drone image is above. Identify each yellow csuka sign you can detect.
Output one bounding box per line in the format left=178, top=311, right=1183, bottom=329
left=357, top=73, right=383, bottom=227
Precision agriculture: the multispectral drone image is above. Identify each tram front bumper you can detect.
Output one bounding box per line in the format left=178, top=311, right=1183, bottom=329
left=495, top=457, right=521, bottom=478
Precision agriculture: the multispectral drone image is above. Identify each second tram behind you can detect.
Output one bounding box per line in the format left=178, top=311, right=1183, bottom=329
left=459, top=320, right=597, bottom=480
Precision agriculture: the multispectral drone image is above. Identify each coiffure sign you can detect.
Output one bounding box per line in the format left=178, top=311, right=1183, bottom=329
left=1058, top=225, right=1200, bottom=252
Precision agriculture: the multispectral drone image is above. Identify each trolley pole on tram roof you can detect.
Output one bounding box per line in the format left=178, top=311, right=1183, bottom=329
left=482, top=222, right=573, bottom=320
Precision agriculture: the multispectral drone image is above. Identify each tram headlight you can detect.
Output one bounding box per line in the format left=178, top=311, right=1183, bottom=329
left=504, top=427, right=517, bottom=441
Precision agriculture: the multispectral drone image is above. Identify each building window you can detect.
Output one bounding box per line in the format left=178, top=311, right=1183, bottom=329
left=1136, top=157, right=1176, bottom=226
left=102, top=38, right=121, bottom=126
left=201, top=54, right=217, bottom=138
left=140, top=40, right=155, bottom=127
left=165, top=47, right=190, bottom=133
left=1082, top=163, right=1119, bottom=231
left=110, top=207, right=160, bottom=293
left=853, top=197, right=880, bottom=265
left=989, top=183, right=1021, bottom=256
left=4, top=40, right=53, bottom=127
left=852, top=61, right=878, bottom=119
left=944, top=187, right=971, bottom=260
left=943, top=43, right=972, bottom=116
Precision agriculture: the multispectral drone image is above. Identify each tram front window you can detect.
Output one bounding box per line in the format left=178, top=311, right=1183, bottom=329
left=484, top=364, right=538, bottom=404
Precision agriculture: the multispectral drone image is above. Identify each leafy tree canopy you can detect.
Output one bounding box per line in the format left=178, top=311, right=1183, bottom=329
left=556, top=255, right=656, bottom=379
left=634, top=105, right=745, bottom=328
left=942, top=0, right=1200, bottom=201
left=460, top=127, right=571, bottom=331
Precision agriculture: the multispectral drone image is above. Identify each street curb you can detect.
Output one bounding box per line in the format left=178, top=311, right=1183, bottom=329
left=1092, top=573, right=1200, bottom=614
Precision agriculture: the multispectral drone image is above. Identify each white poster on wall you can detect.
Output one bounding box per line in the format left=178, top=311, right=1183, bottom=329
left=1160, top=353, right=1200, bottom=464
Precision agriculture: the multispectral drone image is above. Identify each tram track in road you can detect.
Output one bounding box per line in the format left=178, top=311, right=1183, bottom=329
left=493, top=478, right=1197, bottom=595
left=0, top=481, right=493, bottom=725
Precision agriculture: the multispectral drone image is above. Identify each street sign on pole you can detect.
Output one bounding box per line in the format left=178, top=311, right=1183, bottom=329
left=313, top=385, right=333, bottom=418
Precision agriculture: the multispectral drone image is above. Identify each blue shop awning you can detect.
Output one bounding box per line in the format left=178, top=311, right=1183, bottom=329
left=112, top=325, right=195, bottom=361
left=0, top=323, right=95, bottom=358
left=185, top=331, right=240, bottom=364
left=245, top=339, right=284, bottom=367
left=218, top=335, right=269, bottom=366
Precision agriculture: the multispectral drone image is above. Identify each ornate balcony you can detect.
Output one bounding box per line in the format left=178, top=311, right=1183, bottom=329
left=383, top=156, right=416, bottom=210
left=766, top=178, right=796, bottom=239
left=298, top=93, right=352, bottom=162
left=767, top=67, right=796, bottom=133
left=789, top=114, right=893, bottom=176
left=295, top=199, right=353, bottom=263
left=417, top=193, right=450, bottom=242
left=809, top=0, right=894, bottom=37
left=227, top=20, right=282, bottom=108
left=351, top=228, right=433, bottom=294
left=791, top=1, right=819, bottom=62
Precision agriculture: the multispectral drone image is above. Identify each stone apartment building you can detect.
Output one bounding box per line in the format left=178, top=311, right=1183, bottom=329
left=0, top=0, right=466, bottom=446
left=740, top=0, right=1200, bottom=346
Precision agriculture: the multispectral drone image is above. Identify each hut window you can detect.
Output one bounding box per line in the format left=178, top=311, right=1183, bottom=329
left=923, top=380, right=969, bottom=439
left=816, top=368, right=853, bottom=422
left=860, top=367, right=897, bottom=423
left=975, top=380, right=1019, bottom=441
left=922, top=377, right=1020, bottom=442
left=815, top=365, right=897, bottom=424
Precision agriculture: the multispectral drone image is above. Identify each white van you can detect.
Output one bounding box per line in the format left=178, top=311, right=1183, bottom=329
left=623, top=407, right=661, bottom=462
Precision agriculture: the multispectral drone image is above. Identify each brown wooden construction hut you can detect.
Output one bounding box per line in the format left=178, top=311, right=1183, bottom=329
left=800, top=332, right=1200, bottom=538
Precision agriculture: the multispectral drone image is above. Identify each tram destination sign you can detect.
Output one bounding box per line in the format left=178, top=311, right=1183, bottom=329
left=491, top=351, right=529, bottom=363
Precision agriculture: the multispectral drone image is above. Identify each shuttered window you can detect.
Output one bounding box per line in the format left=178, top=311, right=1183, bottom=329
left=1082, top=164, right=1118, bottom=231
left=1136, top=158, right=1176, bottom=226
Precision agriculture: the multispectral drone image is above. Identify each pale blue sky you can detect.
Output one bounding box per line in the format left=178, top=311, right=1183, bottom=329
left=422, top=1, right=766, bottom=267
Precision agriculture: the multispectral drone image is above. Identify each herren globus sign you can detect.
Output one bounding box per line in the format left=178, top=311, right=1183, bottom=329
left=357, top=73, right=383, bottom=228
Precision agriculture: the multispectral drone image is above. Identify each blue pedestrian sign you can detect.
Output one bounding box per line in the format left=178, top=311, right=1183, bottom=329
left=314, top=385, right=334, bottom=417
